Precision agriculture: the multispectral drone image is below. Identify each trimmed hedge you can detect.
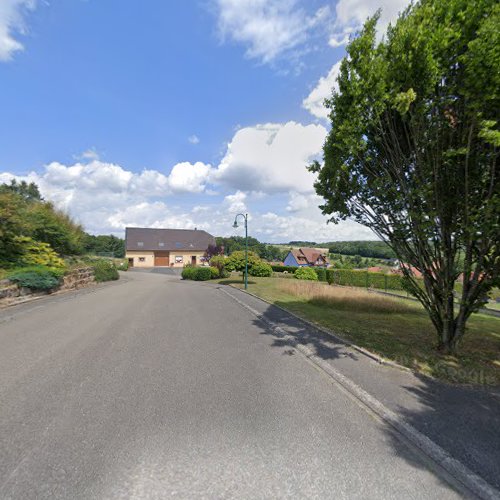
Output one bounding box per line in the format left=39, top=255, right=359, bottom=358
left=325, top=269, right=412, bottom=291
left=315, top=268, right=327, bottom=282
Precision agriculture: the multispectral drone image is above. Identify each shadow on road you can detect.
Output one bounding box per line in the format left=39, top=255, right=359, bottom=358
left=392, top=374, right=500, bottom=491
left=251, top=298, right=500, bottom=493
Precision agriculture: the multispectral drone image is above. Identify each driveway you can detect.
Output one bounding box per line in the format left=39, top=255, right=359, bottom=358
left=0, top=271, right=478, bottom=498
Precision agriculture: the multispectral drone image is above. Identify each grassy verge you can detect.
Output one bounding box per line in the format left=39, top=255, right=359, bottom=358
left=215, top=276, right=500, bottom=386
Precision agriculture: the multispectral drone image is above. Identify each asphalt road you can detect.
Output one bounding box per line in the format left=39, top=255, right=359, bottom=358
left=0, top=272, right=466, bottom=499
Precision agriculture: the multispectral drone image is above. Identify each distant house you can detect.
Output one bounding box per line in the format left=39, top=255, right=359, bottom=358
left=125, top=227, right=215, bottom=268
left=283, top=248, right=330, bottom=268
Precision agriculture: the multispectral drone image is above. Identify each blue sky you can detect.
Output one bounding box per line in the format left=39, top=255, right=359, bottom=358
left=0, top=0, right=408, bottom=242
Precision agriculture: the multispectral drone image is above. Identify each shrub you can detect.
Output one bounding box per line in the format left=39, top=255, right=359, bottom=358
left=315, top=268, right=327, bottom=282
left=92, top=259, right=119, bottom=282
left=209, top=266, right=219, bottom=279
left=294, top=267, right=318, bottom=280
left=210, top=255, right=226, bottom=276
left=248, top=261, right=273, bottom=277
left=8, top=265, right=64, bottom=291
left=181, top=267, right=196, bottom=280
left=116, top=259, right=128, bottom=271
left=192, top=267, right=212, bottom=281
left=224, top=251, right=260, bottom=272
left=16, top=236, right=66, bottom=269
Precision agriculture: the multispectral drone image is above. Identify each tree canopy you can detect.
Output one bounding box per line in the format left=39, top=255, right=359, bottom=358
left=0, top=181, right=85, bottom=266
left=310, top=0, right=500, bottom=352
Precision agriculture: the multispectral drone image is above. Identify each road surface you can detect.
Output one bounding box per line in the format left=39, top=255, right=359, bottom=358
left=0, top=271, right=467, bottom=498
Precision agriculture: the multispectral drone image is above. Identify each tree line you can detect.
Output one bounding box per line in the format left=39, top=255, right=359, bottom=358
left=215, top=236, right=287, bottom=262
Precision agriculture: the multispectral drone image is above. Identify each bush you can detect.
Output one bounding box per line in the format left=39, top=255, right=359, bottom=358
left=210, top=255, right=226, bottom=276
left=182, top=267, right=213, bottom=281
left=224, top=251, right=260, bottom=272
left=8, top=265, right=64, bottom=291
left=192, top=267, right=212, bottom=281
left=294, top=267, right=318, bottom=280
left=92, top=259, right=119, bottom=282
left=315, top=268, right=327, bottom=281
left=116, top=259, right=128, bottom=271
left=248, top=261, right=273, bottom=277
left=15, top=236, right=66, bottom=269
left=181, top=267, right=196, bottom=280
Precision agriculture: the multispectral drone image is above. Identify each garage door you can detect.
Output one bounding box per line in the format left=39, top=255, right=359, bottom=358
left=154, top=252, right=169, bottom=266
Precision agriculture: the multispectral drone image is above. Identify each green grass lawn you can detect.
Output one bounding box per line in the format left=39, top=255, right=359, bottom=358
left=216, top=275, right=500, bottom=386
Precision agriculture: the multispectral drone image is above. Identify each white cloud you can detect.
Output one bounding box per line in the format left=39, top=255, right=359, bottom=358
left=304, top=0, right=411, bottom=120
left=188, top=135, right=200, bottom=145
left=302, top=61, right=341, bottom=120
left=214, top=121, right=327, bottom=193
left=224, top=190, right=247, bottom=213
left=167, top=161, right=213, bottom=193
left=0, top=0, right=36, bottom=62
left=331, top=0, right=410, bottom=48
left=257, top=210, right=375, bottom=242
left=215, top=0, right=330, bottom=64
left=0, top=160, right=376, bottom=242
left=74, top=148, right=101, bottom=161
left=286, top=191, right=313, bottom=212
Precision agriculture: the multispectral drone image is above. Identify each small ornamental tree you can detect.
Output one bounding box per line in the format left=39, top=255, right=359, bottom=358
left=310, top=0, right=500, bottom=353
left=204, top=244, right=224, bottom=262
left=224, top=251, right=260, bottom=272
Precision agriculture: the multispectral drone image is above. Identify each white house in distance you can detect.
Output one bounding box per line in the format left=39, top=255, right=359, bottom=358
left=283, top=247, right=330, bottom=268
left=125, top=227, right=215, bottom=268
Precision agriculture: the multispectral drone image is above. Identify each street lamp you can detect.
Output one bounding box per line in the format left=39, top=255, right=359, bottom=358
left=233, top=213, right=248, bottom=290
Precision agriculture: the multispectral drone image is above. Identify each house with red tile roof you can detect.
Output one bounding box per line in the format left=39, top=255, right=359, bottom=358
left=283, top=247, right=330, bottom=268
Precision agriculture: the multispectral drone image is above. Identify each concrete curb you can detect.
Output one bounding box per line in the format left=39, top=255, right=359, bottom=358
left=218, top=286, right=500, bottom=500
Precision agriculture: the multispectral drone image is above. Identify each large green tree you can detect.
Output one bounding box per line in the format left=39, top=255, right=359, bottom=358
left=310, top=0, right=499, bottom=353
left=26, top=201, right=84, bottom=256
left=0, top=192, right=28, bottom=266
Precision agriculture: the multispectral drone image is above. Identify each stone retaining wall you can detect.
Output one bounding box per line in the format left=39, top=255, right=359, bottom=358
left=0, top=267, right=95, bottom=307
left=60, top=266, right=95, bottom=290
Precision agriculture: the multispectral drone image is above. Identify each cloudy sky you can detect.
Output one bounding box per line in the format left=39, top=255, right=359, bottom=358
left=0, top=0, right=409, bottom=242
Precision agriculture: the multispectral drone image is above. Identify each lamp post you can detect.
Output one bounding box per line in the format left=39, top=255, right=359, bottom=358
left=233, top=213, right=248, bottom=290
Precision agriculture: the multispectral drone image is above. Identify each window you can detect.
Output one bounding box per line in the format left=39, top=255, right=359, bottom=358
left=175, top=242, right=183, bottom=248
left=158, top=242, right=165, bottom=247
left=137, top=242, right=144, bottom=247
left=139, top=257, right=145, bottom=262
left=175, top=256, right=183, bottom=263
